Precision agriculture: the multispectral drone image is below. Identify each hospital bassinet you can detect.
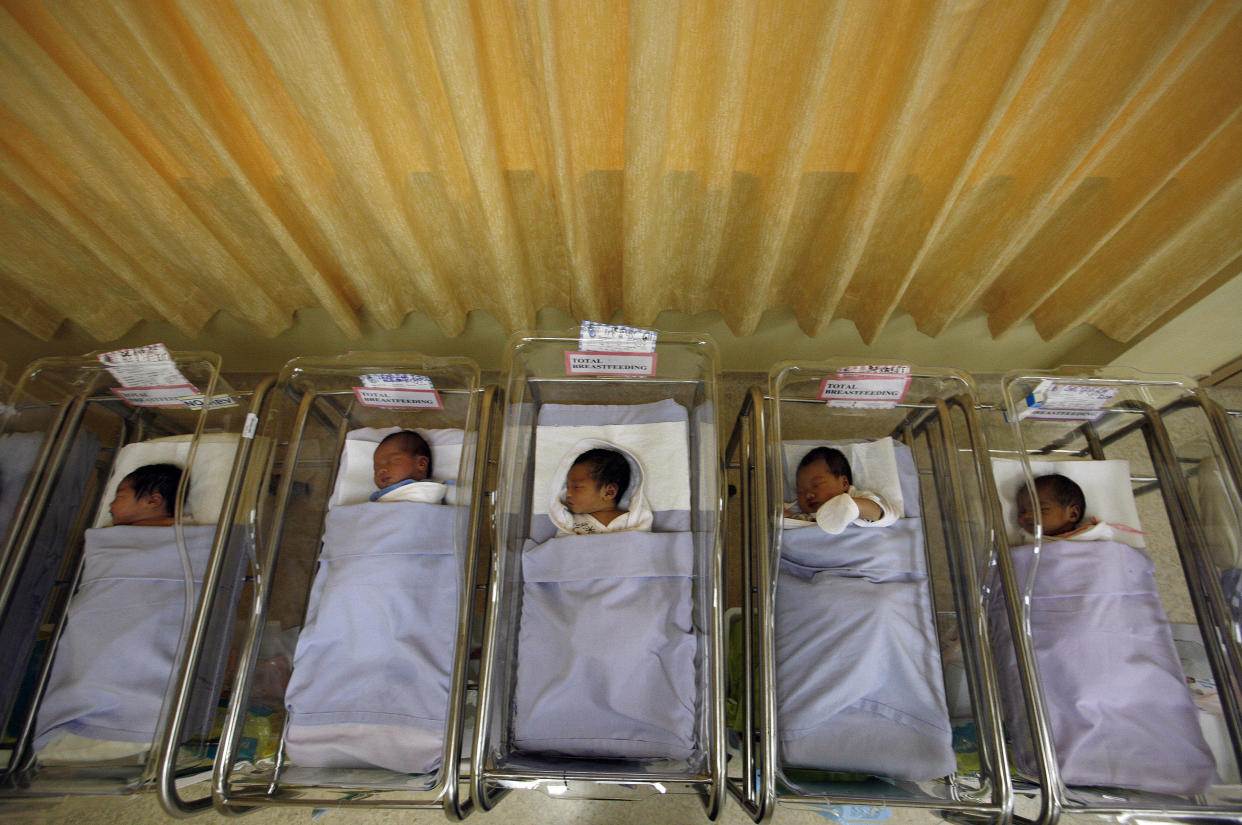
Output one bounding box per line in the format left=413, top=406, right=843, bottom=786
left=471, top=331, right=726, bottom=818
left=725, top=361, right=1013, bottom=823
left=980, top=367, right=1242, bottom=825
left=0, top=352, right=269, bottom=802
left=203, top=353, right=498, bottom=816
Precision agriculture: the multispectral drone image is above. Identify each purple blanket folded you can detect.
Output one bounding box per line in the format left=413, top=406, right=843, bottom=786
left=989, top=538, right=1216, bottom=795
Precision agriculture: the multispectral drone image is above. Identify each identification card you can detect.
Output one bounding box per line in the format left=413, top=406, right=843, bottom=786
left=578, top=321, right=658, bottom=353
left=99, top=343, right=192, bottom=389
left=110, top=384, right=200, bottom=408
left=360, top=373, right=436, bottom=390
left=820, top=366, right=910, bottom=408
left=565, top=350, right=657, bottom=376
left=352, top=386, right=444, bottom=410
left=1017, top=380, right=1117, bottom=421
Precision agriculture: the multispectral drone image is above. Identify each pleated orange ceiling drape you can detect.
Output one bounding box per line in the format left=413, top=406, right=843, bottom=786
left=0, top=0, right=1239, bottom=345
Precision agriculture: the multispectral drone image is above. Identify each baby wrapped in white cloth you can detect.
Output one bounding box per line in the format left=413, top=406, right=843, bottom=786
left=988, top=464, right=1216, bottom=795
left=513, top=403, right=697, bottom=760
left=775, top=439, right=955, bottom=781
left=284, top=428, right=460, bottom=774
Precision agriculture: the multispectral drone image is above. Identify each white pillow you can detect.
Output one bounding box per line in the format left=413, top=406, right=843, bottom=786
left=94, top=434, right=240, bottom=527
left=991, top=458, right=1144, bottom=547
left=329, top=427, right=464, bottom=508
left=782, top=438, right=906, bottom=519
left=531, top=421, right=691, bottom=516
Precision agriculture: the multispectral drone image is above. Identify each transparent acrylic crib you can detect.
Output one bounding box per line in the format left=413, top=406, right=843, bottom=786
left=725, top=361, right=1014, bottom=824
left=979, top=367, right=1242, bottom=825
left=471, top=330, right=727, bottom=819
left=202, top=353, right=499, bottom=817
left=0, top=353, right=270, bottom=802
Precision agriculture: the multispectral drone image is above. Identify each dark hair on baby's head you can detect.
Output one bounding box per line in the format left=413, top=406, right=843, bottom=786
left=797, top=446, right=852, bottom=485
left=1033, top=474, right=1086, bottom=524
left=572, top=448, right=630, bottom=501
left=378, top=429, right=433, bottom=478
left=123, top=463, right=184, bottom=517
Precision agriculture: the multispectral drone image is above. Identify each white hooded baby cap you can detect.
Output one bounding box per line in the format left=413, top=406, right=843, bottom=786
left=548, top=438, right=654, bottom=535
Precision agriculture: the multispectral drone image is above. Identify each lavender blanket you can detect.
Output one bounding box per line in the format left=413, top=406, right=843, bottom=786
left=284, top=502, right=458, bottom=774
left=775, top=519, right=955, bottom=780
left=35, top=525, right=214, bottom=750
left=989, top=538, right=1216, bottom=794
left=513, top=530, right=697, bottom=759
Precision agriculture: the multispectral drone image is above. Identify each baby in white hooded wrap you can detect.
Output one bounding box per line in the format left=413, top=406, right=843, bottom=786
left=784, top=446, right=897, bottom=533
left=551, top=444, right=653, bottom=536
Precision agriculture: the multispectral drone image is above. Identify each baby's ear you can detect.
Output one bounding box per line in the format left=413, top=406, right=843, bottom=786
left=602, top=482, right=619, bottom=502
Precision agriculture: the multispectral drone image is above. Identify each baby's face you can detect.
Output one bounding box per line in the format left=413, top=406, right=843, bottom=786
left=109, top=480, right=163, bottom=526
left=372, top=441, right=428, bottom=489
left=795, top=459, right=850, bottom=515
left=565, top=463, right=616, bottom=516
left=1016, top=486, right=1081, bottom=537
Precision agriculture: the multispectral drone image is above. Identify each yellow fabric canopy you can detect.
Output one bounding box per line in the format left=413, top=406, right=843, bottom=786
left=1, top=0, right=1239, bottom=344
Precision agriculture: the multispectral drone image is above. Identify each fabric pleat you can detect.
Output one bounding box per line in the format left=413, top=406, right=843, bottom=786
left=0, top=0, right=1238, bottom=344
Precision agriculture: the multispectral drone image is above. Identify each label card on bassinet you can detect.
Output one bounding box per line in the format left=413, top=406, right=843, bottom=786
left=100, top=343, right=201, bottom=407
left=569, top=322, right=658, bottom=375
left=353, top=373, right=443, bottom=410
left=1017, top=381, right=1116, bottom=422
left=820, top=365, right=911, bottom=409
left=578, top=321, right=658, bottom=353
left=109, top=384, right=201, bottom=408
left=565, top=350, right=657, bottom=376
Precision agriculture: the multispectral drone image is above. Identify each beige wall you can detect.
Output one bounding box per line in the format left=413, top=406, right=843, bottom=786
left=1108, top=273, right=1242, bottom=381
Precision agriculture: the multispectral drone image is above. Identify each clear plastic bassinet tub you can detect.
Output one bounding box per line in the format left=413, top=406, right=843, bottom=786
left=203, top=353, right=498, bottom=816
left=980, top=367, right=1242, bottom=825
left=725, top=360, right=1013, bottom=823
left=0, top=352, right=268, bottom=803
left=472, top=330, right=726, bottom=818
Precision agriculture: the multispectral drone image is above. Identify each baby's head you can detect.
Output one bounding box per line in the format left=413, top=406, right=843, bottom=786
left=1016, top=474, right=1085, bottom=537
left=372, top=430, right=432, bottom=489
left=110, top=463, right=183, bottom=526
left=565, top=448, right=630, bottom=516
left=795, top=447, right=852, bottom=515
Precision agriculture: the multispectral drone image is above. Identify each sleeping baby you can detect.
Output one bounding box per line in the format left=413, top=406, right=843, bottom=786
left=990, top=471, right=1217, bottom=794
left=784, top=446, right=898, bottom=532
left=551, top=444, right=653, bottom=536
left=283, top=426, right=458, bottom=774
left=35, top=461, right=219, bottom=763
left=1015, top=473, right=1084, bottom=538
left=108, top=463, right=181, bottom=526
left=370, top=430, right=446, bottom=504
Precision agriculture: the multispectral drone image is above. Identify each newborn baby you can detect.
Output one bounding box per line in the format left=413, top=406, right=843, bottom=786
left=109, top=463, right=182, bottom=526
left=563, top=448, right=636, bottom=534
left=369, top=430, right=446, bottom=504
left=784, top=447, right=897, bottom=533
left=1015, top=473, right=1084, bottom=538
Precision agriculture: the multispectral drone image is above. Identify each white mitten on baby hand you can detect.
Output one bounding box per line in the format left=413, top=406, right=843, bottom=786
left=815, top=494, right=859, bottom=534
